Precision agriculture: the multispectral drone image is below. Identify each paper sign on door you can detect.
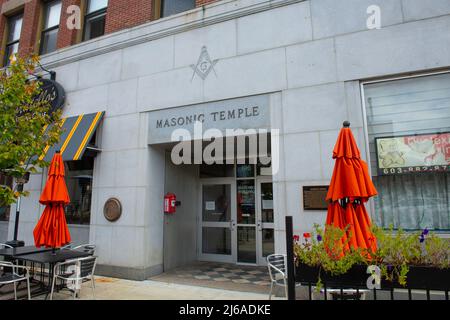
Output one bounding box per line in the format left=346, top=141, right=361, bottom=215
left=205, top=201, right=216, bottom=211
left=262, top=200, right=273, bottom=210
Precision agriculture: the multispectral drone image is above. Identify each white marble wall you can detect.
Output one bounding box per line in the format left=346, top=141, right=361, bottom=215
left=0, top=222, right=8, bottom=243
left=163, top=160, right=199, bottom=271
left=4, top=0, right=449, bottom=276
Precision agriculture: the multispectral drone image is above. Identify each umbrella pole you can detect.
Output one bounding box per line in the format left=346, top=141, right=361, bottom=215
left=12, top=194, right=22, bottom=241
left=9, top=172, right=30, bottom=248
left=285, top=216, right=296, bottom=300
left=7, top=187, right=26, bottom=248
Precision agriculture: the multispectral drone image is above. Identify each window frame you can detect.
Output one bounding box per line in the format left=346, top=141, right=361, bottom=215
left=39, top=0, right=62, bottom=55
left=359, top=69, right=450, bottom=232
left=160, top=0, right=196, bottom=18
left=3, top=13, right=23, bottom=66
left=360, top=69, right=450, bottom=177
left=63, top=131, right=99, bottom=226
left=63, top=156, right=95, bottom=226
left=82, top=0, right=108, bottom=41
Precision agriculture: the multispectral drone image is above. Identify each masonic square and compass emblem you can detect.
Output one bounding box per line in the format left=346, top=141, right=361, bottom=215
left=191, top=46, right=218, bottom=81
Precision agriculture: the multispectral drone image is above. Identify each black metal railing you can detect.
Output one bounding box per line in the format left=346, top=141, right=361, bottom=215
left=297, top=280, right=449, bottom=300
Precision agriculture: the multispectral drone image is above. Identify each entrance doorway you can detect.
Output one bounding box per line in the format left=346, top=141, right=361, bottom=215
left=198, top=163, right=274, bottom=266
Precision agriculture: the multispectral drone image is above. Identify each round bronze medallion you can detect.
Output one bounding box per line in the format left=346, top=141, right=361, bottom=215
left=103, top=198, right=122, bottom=222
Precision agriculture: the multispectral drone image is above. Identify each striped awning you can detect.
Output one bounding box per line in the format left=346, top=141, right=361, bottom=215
left=40, top=111, right=105, bottom=162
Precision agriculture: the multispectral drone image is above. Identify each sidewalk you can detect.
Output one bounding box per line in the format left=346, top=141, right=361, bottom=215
left=47, top=276, right=281, bottom=300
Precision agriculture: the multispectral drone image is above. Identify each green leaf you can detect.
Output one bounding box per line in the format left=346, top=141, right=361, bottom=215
left=0, top=55, right=62, bottom=206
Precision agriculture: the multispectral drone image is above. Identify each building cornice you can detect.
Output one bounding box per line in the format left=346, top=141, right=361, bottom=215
left=41, top=0, right=305, bottom=69
left=1, top=0, right=27, bottom=15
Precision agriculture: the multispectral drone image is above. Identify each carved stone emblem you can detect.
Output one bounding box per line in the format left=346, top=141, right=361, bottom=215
left=191, top=46, right=218, bottom=81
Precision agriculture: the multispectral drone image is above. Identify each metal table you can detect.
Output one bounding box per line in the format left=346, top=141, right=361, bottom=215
left=17, top=250, right=91, bottom=264
left=19, top=250, right=92, bottom=299
left=6, top=250, right=92, bottom=299
left=0, top=246, right=54, bottom=297
left=0, top=246, right=53, bottom=258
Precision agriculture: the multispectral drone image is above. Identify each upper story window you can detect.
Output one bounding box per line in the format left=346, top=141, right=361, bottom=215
left=40, top=0, right=62, bottom=55
left=3, top=14, right=23, bottom=66
left=83, top=0, right=108, bottom=41
left=161, top=0, right=195, bottom=18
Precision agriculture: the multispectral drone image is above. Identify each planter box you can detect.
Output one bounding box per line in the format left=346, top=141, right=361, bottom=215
left=385, top=266, right=450, bottom=291
left=295, top=263, right=450, bottom=291
left=295, top=264, right=368, bottom=288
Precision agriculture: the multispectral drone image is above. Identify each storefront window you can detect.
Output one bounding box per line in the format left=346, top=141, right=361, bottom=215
left=64, top=157, right=94, bottom=225
left=363, top=72, right=450, bottom=230
left=0, top=174, right=13, bottom=221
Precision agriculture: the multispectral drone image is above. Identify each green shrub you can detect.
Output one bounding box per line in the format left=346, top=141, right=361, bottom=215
left=293, top=224, right=450, bottom=288
left=294, top=224, right=368, bottom=291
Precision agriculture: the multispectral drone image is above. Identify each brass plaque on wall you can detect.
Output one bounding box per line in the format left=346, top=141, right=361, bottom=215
left=103, top=198, right=122, bottom=222
left=303, top=186, right=329, bottom=211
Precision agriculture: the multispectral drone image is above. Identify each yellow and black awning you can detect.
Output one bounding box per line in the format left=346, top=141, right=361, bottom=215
left=40, top=111, right=104, bottom=162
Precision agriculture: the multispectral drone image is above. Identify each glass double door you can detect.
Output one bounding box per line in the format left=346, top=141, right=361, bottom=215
left=199, top=178, right=274, bottom=265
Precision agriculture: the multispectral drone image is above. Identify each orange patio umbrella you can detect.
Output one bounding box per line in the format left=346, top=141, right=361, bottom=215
left=33, top=151, right=71, bottom=249
left=325, top=121, right=377, bottom=257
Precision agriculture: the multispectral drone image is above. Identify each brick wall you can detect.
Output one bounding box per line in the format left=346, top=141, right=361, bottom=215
left=0, top=0, right=224, bottom=56
left=19, top=0, right=41, bottom=57
left=57, top=0, right=82, bottom=49
left=105, top=0, right=153, bottom=34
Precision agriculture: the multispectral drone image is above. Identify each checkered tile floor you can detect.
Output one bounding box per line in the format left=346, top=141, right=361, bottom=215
left=171, top=262, right=271, bottom=286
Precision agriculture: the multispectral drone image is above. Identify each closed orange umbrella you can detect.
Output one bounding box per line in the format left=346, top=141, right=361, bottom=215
left=33, top=151, right=71, bottom=249
left=325, top=121, right=377, bottom=257
left=325, top=201, right=350, bottom=258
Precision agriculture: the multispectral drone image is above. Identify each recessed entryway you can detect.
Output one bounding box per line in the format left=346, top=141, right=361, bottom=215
left=161, top=132, right=276, bottom=271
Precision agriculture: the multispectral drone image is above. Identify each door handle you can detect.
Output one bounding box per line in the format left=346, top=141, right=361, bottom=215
left=230, top=219, right=236, bottom=231
left=257, top=220, right=262, bottom=231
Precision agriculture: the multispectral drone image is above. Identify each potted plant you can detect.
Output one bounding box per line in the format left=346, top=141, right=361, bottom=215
left=293, top=224, right=450, bottom=291
left=372, top=226, right=450, bottom=290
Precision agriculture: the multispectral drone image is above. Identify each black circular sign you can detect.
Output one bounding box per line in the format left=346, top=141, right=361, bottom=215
left=35, top=79, right=66, bottom=115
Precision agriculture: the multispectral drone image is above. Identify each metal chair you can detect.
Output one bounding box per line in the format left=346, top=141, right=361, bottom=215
left=72, top=244, right=96, bottom=255
left=50, top=256, right=97, bottom=300
left=0, top=243, right=13, bottom=262
left=0, top=243, right=13, bottom=249
left=0, top=261, right=31, bottom=300
left=68, top=244, right=96, bottom=288
left=267, top=254, right=300, bottom=300
left=0, top=243, right=14, bottom=287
